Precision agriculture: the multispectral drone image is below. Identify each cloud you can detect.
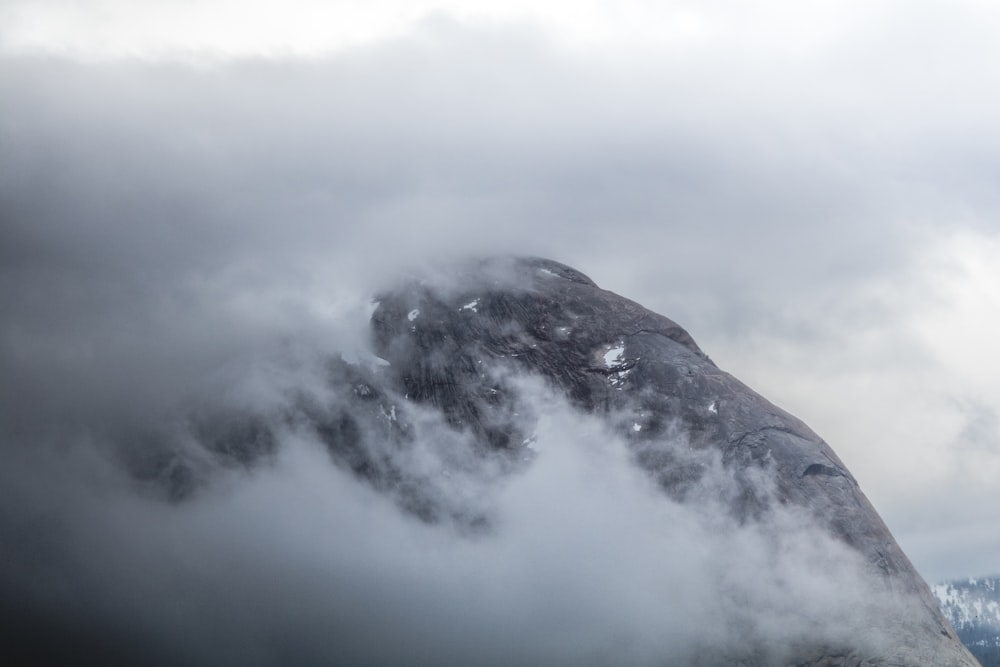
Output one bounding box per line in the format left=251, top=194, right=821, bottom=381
left=0, top=345, right=904, bottom=665
left=2, top=0, right=999, bottom=601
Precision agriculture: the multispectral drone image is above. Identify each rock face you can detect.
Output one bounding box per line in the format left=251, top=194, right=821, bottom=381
left=360, top=256, right=978, bottom=667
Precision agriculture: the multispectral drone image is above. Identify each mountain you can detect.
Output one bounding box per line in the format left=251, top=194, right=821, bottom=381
left=359, top=256, right=977, bottom=665
left=935, top=577, right=1000, bottom=666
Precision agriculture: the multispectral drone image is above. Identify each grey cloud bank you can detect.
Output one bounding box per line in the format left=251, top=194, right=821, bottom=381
left=0, top=379, right=898, bottom=665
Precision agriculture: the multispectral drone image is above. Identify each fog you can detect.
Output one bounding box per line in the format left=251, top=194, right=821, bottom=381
left=2, top=3, right=1000, bottom=662
left=0, top=303, right=902, bottom=664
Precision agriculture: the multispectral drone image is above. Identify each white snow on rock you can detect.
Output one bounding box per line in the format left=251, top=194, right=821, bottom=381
left=537, top=268, right=556, bottom=277
left=604, top=343, right=625, bottom=368
left=609, top=367, right=632, bottom=389
left=460, top=299, right=480, bottom=313
left=632, top=423, right=642, bottom=432
left=597, top=342, right=632, bottom=389
left=708, top=401, right=718, bottom=414
left=407, top=309, right=420, bottom=321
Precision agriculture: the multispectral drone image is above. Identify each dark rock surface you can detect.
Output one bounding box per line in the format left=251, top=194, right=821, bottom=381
left=358, top=256, right=978, bottom=667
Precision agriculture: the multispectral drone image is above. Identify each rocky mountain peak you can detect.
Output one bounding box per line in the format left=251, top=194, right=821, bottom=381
left=361, top=255, right=979, bottom=666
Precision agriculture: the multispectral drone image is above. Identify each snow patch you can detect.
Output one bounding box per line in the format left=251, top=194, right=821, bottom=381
left=632, top=423, right=642, bottom=432
left=460, top=298, right=480, bottom=313
left=407, top=309, right=420, bottom=322
left=609, top=368, right=632, bottom=389
left=604, top=343, right=625, bottom=368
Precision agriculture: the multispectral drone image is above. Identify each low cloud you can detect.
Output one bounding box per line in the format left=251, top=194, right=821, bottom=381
left=0, top=326, right=904, bottom=665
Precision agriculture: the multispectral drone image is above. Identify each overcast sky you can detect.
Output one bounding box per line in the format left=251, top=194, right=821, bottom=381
left=2, top=0, right=999, bottom=621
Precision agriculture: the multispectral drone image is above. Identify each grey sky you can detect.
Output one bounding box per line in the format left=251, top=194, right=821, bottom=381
left=2, top=1, right=999, bottom=657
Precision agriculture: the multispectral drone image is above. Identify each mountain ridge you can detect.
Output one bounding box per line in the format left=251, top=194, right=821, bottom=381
left=935, top=575, right=1000, bottom=667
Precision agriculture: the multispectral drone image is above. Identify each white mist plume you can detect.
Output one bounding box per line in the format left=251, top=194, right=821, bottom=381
left=0, top=292, right=912, bottom=666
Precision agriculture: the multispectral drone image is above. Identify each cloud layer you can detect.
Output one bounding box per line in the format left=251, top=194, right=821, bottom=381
left=1, top=0, right=999, bottom=619
left=0, top=337, right=904, bottom=665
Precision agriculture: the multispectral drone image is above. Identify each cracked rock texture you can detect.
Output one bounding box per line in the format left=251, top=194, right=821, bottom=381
left=366, top=256, right=979, bottom=667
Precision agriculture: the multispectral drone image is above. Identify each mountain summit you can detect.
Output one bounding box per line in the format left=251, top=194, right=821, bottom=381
left=360, top=256, right=977, bottom=666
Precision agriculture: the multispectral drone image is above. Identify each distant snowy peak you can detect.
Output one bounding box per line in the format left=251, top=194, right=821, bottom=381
left=935, top=576, right=1000, bottom=667
left=935, top=577, right=1000, bottom=628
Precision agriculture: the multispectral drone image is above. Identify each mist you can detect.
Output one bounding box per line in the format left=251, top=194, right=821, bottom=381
left=0, top=303, right=902, bottom=665
left=3, top=5, right=1000, bottom=662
